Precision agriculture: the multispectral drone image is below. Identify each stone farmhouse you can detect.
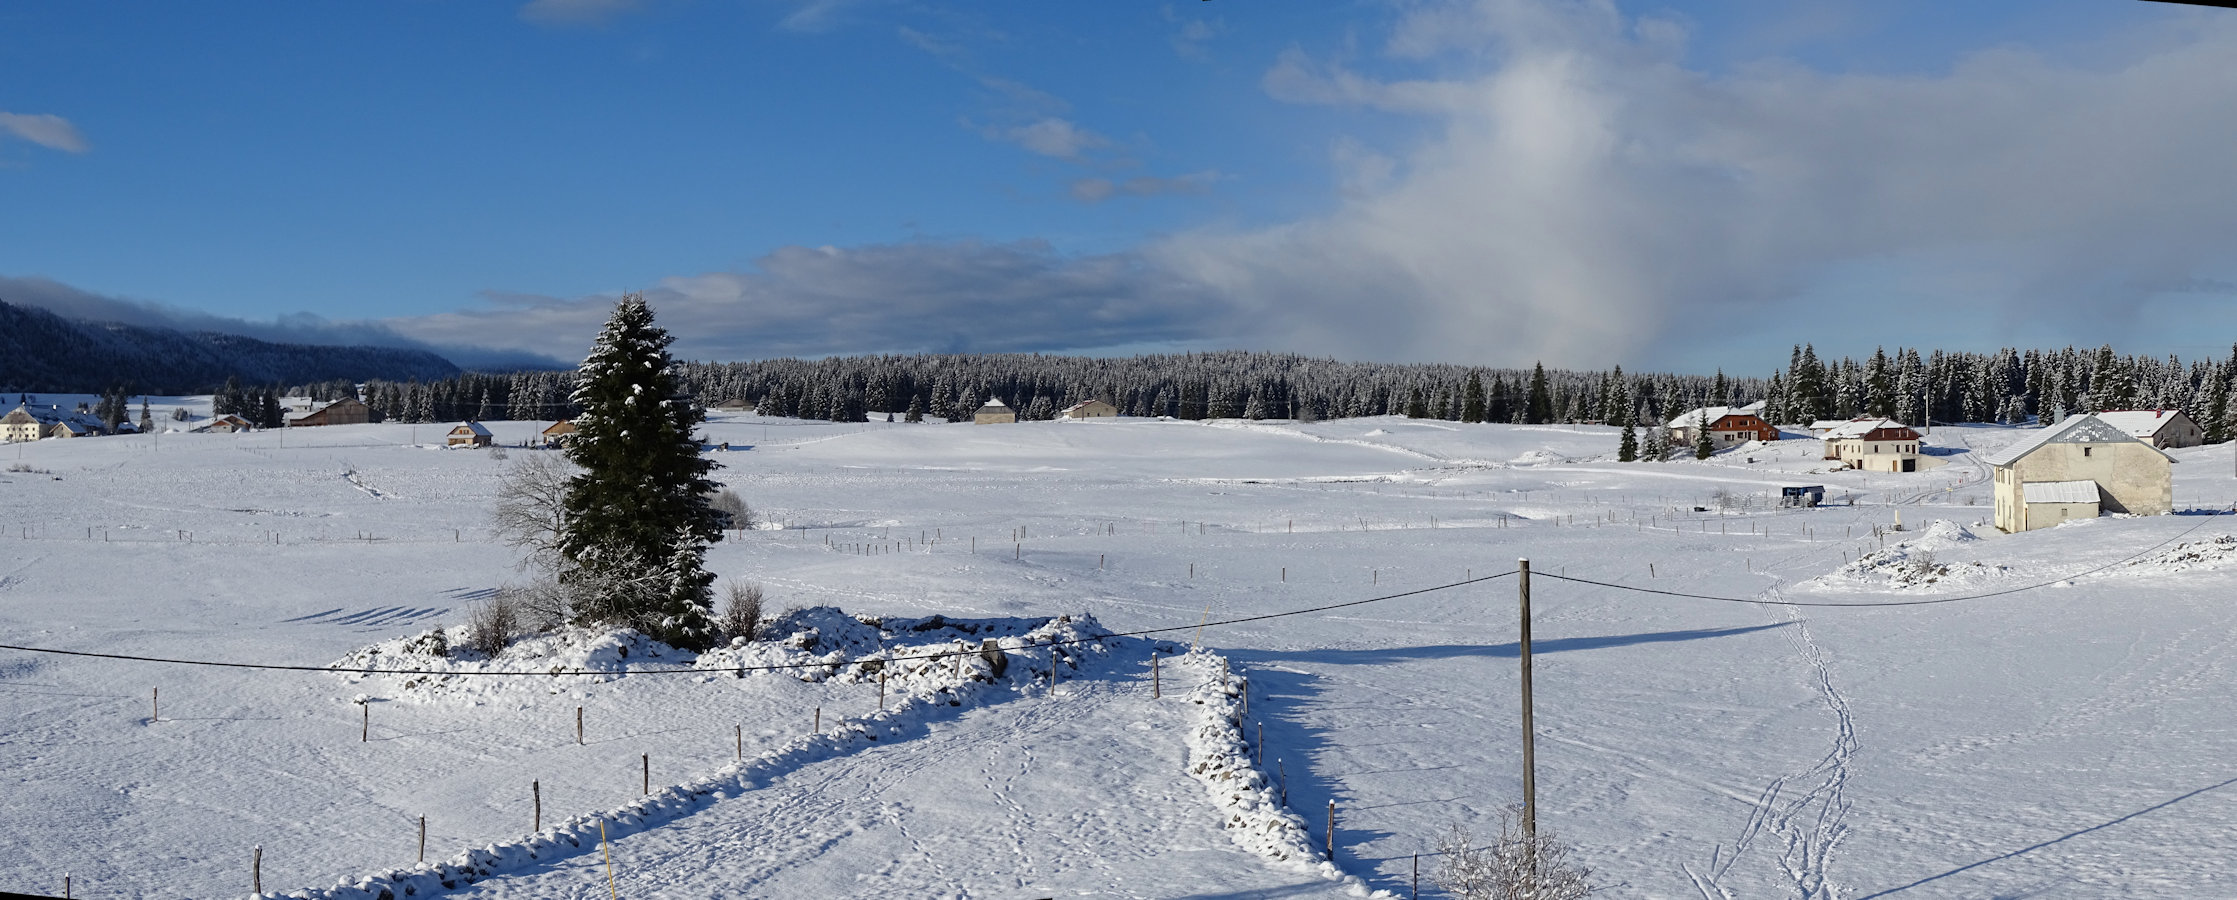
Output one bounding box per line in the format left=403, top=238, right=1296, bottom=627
left=1820, top=418, right=1942, bottom=472
left=1062, top=399, right=1118, bottom=419
left=973, top=398, right=1017, bottom=425
left=2, top=404, right=108, bottom=442
left=2091, top=409, right=2203, bottom=450
left=1984, top=414, right=2174, bottom=533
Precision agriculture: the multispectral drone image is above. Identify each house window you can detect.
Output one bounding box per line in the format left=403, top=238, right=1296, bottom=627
left=2083, top=446, right=2092, bottom=457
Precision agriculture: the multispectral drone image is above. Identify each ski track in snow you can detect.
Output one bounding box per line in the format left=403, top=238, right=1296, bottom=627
left=1690, top=574, right=1857, bottom=900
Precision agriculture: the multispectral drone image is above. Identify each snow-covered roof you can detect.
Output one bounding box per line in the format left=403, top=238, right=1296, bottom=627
left=1665, top=406, right=1758, bottom=430
left=1821, top=418, right=1915, bottom=440
left=1808, top=419, right=1851, bottom=431
left=2090, top=410, right=2193, bottom=439
left=1980, top=414, right=2177, bottom=467
left=7, top=404, right=107, bottom=433
left=1738, top=400, right=1767, bottom=413
left=2022, top=480, right=2101, bottom=504
left=977, top=398, right=1009, bottom=409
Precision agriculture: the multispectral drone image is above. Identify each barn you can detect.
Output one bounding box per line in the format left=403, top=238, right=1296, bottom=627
left=973, top=398, right=1017, bottom=425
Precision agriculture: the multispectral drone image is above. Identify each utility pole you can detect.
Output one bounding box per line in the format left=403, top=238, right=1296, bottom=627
left=1518, top=557, right=1537, bottom=843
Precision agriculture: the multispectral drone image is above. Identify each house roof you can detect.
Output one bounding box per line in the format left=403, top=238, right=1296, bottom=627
left=977, top=398, right=1009, bottom=410
left=542, top=420, right=576, bottom=434
left=1807, top=419, right=1850, bottom=430
left=2022, top=480, right=2101, bottom=504
left=2090, top=409, right=2193, bottom=439
left=8, top=404, right=107, bottom=432
left=1822, top=418, right=1916, bottom=440
left=1665, top=406, right=1763, bottom=430
left=1980, top=414, right=2178, bottom=467
left=450, top=422, right=492, bottom=436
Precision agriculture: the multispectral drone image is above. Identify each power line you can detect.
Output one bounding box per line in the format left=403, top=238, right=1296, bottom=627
left=1542, top=504, right=2234, bottom=608
left=0, top=571, right=1520, bottom=679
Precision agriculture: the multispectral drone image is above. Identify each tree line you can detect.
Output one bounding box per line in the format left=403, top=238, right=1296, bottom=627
left=247, top=341, right=2237, bottom=439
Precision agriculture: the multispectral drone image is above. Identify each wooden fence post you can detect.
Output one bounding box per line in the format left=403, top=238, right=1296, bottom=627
left=1327, top=800, right=1335, bottom=857
left=735, top=725, right=743, bottom=760
left=1151, top=653, right=1159, bottom=699
left=152, top=687, right=158, bottom=722
left=252, top=846, right=261, bottom=896
left=642, top=754, right=649, bottom=795
left=362, top=702, right=368, bottom=742
left=533, top=780, right=541, bottom=831
left=419, top=815, right=426, bottom=862
left=813, top=707, right=821, bottom=734
left=879, top=669, right=887, bottom=710
left=577, top=707, right=584, bottom=745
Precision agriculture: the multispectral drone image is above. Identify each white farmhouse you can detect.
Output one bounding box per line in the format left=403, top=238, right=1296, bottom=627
left=2090, top=409, right=2203, bottom=449
left=1984, top=414, right=2174, bottom=533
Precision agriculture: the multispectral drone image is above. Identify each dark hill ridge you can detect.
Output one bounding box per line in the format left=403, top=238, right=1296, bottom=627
left=0, top=299, right=461, bottom=393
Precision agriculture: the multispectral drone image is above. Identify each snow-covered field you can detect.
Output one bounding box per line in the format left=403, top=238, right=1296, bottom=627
left=7, top=414, right=2237, bottom=899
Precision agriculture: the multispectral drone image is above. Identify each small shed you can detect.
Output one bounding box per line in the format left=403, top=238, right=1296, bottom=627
left=541, top=419, right=577, bottom=448
left=2091, top=410, right=2204, bottom=449
left=447, top=422, right=493, bottom=448
left=1780, top=485, right=1826, bottom=508
left=973, top=398, right=1017, bottom=425
left=1062, top=399, right=1118, bottom=419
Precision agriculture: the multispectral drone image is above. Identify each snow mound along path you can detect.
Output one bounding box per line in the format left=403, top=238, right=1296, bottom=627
left=331, top=627, right=695, bottom=698
left=1804, top=520, right=2011, bottom=591
left=1174, top=650, right=1389, bottom=898
left=330, top=607, right=1091, bottom=700
left=291, top=613, right=1116, bottom=900
left=2103, top=533, right=2237, bottom=577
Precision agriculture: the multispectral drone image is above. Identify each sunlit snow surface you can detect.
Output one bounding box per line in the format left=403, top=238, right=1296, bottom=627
left=5, top=414, right=2237, bottom=898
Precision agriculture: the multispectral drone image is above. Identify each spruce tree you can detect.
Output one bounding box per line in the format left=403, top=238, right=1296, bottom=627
left=1641, top=419, right=1669, bottom=461
left=1692, top=411, right=1715, bottom=459
left=1460, top=373, right=1486, bottom=423
left=561, top=294, right=723, bottom=651
left=1610, top=368, right=1635, bottom=461
left=1525, top=363, right=1553, bottom=424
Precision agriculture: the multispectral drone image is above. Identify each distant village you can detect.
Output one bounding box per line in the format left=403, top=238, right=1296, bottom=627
left=3, top=388, right=2199, bottom=537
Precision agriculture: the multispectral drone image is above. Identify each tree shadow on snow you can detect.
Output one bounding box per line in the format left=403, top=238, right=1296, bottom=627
left=1217, top=623, right=1788, bottom=895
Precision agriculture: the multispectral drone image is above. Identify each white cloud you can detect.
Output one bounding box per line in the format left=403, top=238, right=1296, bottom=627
left=0, top=112, right=89, bottom=154
left=1154, top=0, right=2237, bottom=367
left=998, top=117, right=1108, bottom=160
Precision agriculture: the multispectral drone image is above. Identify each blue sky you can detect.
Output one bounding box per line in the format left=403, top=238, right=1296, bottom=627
left=4, top=0, right=2235, bottom=374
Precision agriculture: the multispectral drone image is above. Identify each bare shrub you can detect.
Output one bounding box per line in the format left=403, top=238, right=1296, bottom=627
left=493, top=453, right=579, bottom=570
left=705, top=487, right=755, bottom=531
left=502, top=577, right=571, bottom=633
left=720, top=580, right=765, bottom=642
left=1435, top=809, right=1594, bottom=900
left=489, top=444, right=509, bottom=461
left=464, top=592, right=523, bottom=659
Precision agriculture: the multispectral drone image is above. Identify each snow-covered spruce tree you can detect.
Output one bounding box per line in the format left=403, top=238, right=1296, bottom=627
left=560, top=294, right=723, bottom=651
left=1692, top=410, right=1715, bottom=459
left=1641, top=420, right=1669, bottom=461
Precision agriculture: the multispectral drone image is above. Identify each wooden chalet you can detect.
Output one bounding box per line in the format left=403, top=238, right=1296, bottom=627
left=289, top=397, right=376, bottom=427
left=446, top=422, right=493, bottom=448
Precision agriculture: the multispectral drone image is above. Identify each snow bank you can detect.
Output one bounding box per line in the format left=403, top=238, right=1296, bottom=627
left=1804, top=520, right=2010, bottom=591
left=331, top=626, right=694, bottom=698
left=2103, top=533, right=2237, bottom=577
left=1173, top=650, right=1388, bottom=898
left=286, top=614, right=1113, bottom=900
